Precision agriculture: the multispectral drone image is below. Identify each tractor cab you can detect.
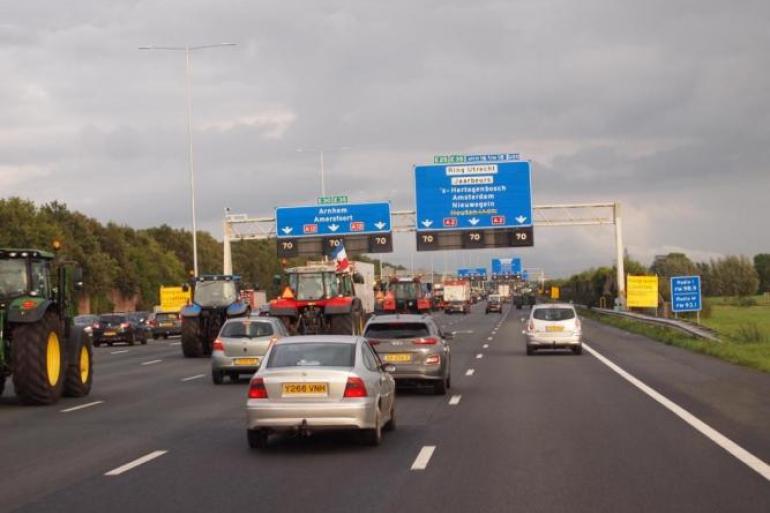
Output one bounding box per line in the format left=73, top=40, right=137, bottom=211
left=380, top=276, right=432, bottom=314
left=0, top=249, right=55, bottom=302
left=281, top=262, right=357, bottom=301
left=192, top=275, right=240, bottom=307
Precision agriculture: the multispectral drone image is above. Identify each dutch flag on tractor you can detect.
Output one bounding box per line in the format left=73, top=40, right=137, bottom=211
left=331, top=242, right=350, bottom=272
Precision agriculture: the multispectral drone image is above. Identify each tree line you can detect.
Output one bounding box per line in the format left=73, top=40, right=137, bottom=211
left=552, top=252, right=769, bottom=308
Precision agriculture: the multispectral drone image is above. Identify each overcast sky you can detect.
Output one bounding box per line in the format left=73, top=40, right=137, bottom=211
left=1, top=0, right=768, bottom=277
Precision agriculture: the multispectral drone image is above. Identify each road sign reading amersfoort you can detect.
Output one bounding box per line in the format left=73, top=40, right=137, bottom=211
left=274, top=202, right=392, bottom=257
left=414, top=159, right=534, bottom=251
left=671, top=276, right=702, bottom=313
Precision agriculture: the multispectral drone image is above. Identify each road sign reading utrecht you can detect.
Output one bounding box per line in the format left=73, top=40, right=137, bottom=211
left=671, top=276, right=702, bottom=313
left=457, top=268, right=487, bottom=279
left=491, top=257, right=522, bottom=277
left=415, top=160, right=533, bottom=232
left=276, top=202, right=391, bottom=238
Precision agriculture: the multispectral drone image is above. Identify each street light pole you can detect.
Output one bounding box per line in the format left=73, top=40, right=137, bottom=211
left=297, top=147, right=350, bottom=197
left=139, top=42, right=237, bottom=277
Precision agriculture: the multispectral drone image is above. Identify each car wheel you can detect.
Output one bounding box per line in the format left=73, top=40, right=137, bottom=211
left=361, top=410, right=383, bottom=446
left=229, top=373, right=240, bottom=383
left=446, top=373, right=451, bottom=390
left=128, top=334, right=135, bottom=346
left=163, top=334, right=168, bottom=340
left=94, top=341, right=101, bottom=348
left=211, top=370, right=224, bottom=385
left=247, top=429, right=268, bottom=449
left=384, top=403, right=396, bottom=432
left=573, top=345, right=583, bottom=355
left=526, top=345, right=535, bottom=355
left=108, top=342, right=114, bottom=347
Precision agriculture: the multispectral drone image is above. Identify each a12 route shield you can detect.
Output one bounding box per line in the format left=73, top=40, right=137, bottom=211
left=414, top=161, right=533, bottom=232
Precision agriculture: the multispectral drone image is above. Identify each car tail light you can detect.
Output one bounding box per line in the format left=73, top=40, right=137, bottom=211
left=413, top=337, right=438, bottom=345
left=425, top=354, right=441, bottom=365
left=528, top=320, right=535, bottom=332
left=248, top=378, right=268, bottom=399
left=92, top=323, right=101, bottom=329
left=575, top=318, right=582, bottom=330
left=212, top=339, right=225, bottom=351
left=120, top=322, right=130, bottom=329
left=343, top=377, right=367, bottom=398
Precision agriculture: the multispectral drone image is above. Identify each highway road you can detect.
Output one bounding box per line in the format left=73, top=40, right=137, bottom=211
left=1, top=303, right=769, bottom=513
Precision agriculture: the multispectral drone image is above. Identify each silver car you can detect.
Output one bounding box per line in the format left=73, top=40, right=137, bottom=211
left=523, top=303, right=582, bottom=355
left=212, top=317, right=289, bottom=384
left=245, top=335, right=396, bottom=449
left=363, top=314, right=452, bottom=395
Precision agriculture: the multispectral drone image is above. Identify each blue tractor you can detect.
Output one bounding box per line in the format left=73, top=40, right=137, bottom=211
left=179, top=275, right=250, bottom=358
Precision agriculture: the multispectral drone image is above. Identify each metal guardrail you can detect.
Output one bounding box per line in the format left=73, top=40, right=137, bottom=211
left=582, top=307, right=721, bottom=342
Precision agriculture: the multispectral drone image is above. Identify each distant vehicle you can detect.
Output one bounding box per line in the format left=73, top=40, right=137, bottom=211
left=211, top=317, right=289, bottom=384
left=443, top=280, right=471, bottom=314
left=148, top=311, right=181, bottom=339
left=379, top=277, right=432, bottom=314
left=74, top=314, right=99, bottom=332
left=94, top=313, right=145, bottom=347
left=245, top=335, right=396, bottom=448
left=363, top=314, right=452, bottom=395
left=497, top=283, right=511, bottom=303
left=486, top=295, right=503, bottom=314
left=127, top=312, right=152, bottom=342
left=522, top=304, right=582, bottom=355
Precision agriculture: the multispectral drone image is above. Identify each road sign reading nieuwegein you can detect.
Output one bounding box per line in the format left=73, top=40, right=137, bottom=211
left=671, top=276, right=702, bottom=313
left=457, top=268, right=487, bottom=279
left=415, top=159, right=533, bottom=251
left=275, top=202, right=392, bottom=258
left=491, top=257, right=522, bottom=278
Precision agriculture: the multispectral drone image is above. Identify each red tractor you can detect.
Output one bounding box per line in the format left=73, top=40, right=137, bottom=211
left=269, top=260, right=374, bottom=335
left=378, top=276, right=432, bottom=314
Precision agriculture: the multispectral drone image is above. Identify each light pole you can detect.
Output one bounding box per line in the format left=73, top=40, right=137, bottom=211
left=139, top=42, right=238, bottom=277
left=296, top=147, right=351, bottom=197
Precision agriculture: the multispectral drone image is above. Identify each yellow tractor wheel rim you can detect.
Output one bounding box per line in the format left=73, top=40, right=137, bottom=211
left=46, top=332, right=61, bottom=387
left=79, top=345, right=90, bottom=384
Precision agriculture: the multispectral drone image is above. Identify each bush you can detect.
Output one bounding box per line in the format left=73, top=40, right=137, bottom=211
left=734, top=323, right=766, bottom=344
left=736, top=296, right=758, bottom=307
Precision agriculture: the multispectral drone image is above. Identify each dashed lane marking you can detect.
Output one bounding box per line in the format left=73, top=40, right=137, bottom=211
left=584, top=342, right=770, bottom=483
left=411, top=446, right=436, bottom=470
left=181, top=374, right=205, bottom=382
left=61, top=401, right=104, bottom=413
left=449, top=395, right=462, bottom=405
left=483, top=344, right=489, bottom=349
left=105, top=450, right=168, bottom=476
left=476, top=353, right=483, bottom=359
left=110, top=350, right=129, bottom=355
left=141, top=359, right=162, bottom=366
left=465, top=369, right=475, bottom=376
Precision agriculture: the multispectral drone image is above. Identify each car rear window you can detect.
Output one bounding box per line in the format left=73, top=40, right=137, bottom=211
left=221, top=321, right=274, bottom=338
left=266, top=342, right=355, bottom=368
left=364, top=322, right=430, bottom=339
left=532, top=308, right=576, bottom=321
left=99, top=315, right=125, bottom=323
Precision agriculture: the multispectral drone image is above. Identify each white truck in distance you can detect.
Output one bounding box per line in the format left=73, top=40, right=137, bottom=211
left=443, top=280, right=471, bottom=314
left=497, top=283, right=511, bottom=303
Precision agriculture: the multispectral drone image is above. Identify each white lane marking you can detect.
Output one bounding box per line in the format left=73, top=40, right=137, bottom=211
left=181, top=374, right=205, bottom=382
left=452, top=330, right=474, bottom=335
left=110, top=350, right=129, bottom=355
left=483, top=344, right=489, bottom=349
left=584, top=343, right=770, bottom=483
left=465, top=369, right=475, bottom=376
left=476, top=353, right=483, bottom=359
left=411, top=446, right=436, bottom=470
left=141, top=359, right=162, bottom=366
left=105, top=450, right=168, bottom=476
left=169, top=341, right=181, bottom=346
left=61, top=400, right=104, bottom=413
left=449, top=395, right=462, bottom=405
left=487, top=337, right=493, bottom=341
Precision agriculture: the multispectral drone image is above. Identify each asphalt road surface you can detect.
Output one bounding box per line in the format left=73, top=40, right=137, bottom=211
left=1, top=303, right=769, bottom=513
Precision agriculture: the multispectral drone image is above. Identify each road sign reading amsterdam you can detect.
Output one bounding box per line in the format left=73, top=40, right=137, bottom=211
left=414, top=159, right=534, bottom=251
left=274, top=202, right=392, bottom=257
left=671, top=276, right=702, bottom=313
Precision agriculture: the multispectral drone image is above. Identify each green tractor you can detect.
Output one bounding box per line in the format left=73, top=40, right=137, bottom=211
left=0, top=248, right=92, bottom=405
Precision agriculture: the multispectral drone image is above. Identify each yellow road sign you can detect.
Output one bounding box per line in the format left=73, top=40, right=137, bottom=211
left=627, top=276, right=658, bottom=308
left=159, top=286, right=191, bottom=312
left=551, top=286, right=560, bottom=300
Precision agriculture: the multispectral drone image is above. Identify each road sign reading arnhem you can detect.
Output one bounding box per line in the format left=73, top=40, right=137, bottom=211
left=671, top=276, right=702, bottom=313
left=414, top=159, right=534, bottom=251
left=491, top=258, right=522, bottom=278
left=275, top=202, right=392, bottom=257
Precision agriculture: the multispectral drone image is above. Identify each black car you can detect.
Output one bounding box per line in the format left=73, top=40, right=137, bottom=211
left=94, top=313, right=146, bottom=347
left=148, top=311, right=182, bottom=339
left=127, top=312, right=153, bottom=342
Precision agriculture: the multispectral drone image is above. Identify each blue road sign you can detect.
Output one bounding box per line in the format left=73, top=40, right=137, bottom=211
left=414, top=160, right=532, bottom=232
left=457, top=268, right=487, bottom=279
left=522, top=270, right=529, bottom=281
left=491, top=258, right=522, bottom=277
left=275, top=202, right=391, bottom=239
left=671, top=276, right=702, bottom=313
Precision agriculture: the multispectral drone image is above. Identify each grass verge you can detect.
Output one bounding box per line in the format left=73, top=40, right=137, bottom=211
left=579, top=308, right=770, bottom=374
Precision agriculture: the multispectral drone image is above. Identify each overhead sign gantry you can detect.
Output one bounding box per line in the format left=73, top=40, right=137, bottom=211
left=414, top=154, right=533, bottom=251
left=491, top=257, right=523, bottom=279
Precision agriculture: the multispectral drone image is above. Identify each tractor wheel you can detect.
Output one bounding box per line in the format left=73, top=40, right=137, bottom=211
left=0, top=376, right=5, bottom=397
left=329, top=313, right=354, bottom=335
left=181, top=319, right=204, bottom=358
left=64, top=329, right=93, bottom=397
left=12, top=313, right=67, bottom=405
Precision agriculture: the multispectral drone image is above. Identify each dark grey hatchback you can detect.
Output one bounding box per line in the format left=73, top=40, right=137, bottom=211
left=363, top=314, right=452, bottom=395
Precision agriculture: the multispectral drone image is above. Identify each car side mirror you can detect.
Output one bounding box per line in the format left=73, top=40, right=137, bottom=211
left=382, top=363, right=396, bottom=373
left=353, top=272, right=364, bottom=284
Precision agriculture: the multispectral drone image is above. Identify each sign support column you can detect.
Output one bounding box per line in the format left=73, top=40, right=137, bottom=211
left=615, top=202, right=625, bottom=310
